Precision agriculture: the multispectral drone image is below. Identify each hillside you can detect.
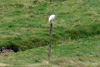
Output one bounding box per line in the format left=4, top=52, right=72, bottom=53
left=0, top=0, right=100, bottom=66
left=0, top=35, right=100, bottom=67
left=0, top=0, right=100, bottom=51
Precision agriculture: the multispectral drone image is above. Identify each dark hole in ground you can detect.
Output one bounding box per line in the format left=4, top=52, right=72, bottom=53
left=0, top=44, right=19, bottom=54
left=6, top=44, right=19, bottom=52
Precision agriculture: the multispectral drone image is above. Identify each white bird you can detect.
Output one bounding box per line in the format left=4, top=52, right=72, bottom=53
left=48, top=14, right=56, bottom=22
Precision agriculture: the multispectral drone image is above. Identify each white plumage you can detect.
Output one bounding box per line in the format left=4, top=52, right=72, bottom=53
left=48, top=14, right=56, bottom=22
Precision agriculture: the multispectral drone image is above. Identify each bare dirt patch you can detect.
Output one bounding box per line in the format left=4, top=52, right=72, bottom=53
left=0, top=63, right=9, bottom=66
left=0, top=49, right=14, bottom=55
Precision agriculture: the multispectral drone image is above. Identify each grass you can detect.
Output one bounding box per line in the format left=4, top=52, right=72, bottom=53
left=0, top=35, right=100, bottom=67
left=0, top=0, right=100, bottom=66
left=0, top=0, right=100, bottom=51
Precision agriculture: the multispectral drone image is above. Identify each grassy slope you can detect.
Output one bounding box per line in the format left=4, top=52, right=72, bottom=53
left=0, top=35, right=100, bottom=67
left=0, top=0, right=100, bottom=66
left=0, top=0, right=100, bottom=51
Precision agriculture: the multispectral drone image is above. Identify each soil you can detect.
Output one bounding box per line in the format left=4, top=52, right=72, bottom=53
left=0, top=49, right=14, bottom=55
left=0, top=63, right=9, bottom=66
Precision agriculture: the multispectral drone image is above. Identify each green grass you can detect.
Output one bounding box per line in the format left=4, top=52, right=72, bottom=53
left=0, top=0, right=100, bottom=66
left=0, top=0, right=100, bottom=51
left=0, top=35, right=100, bottom=67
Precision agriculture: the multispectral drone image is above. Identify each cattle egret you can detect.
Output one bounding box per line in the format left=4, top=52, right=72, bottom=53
left=49, top=14, right=56, bottom=22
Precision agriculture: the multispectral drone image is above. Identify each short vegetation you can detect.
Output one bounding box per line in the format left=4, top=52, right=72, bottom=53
left=0, top=0, right=100, bottom=66
left=0, top=0, right=100, bottom=51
